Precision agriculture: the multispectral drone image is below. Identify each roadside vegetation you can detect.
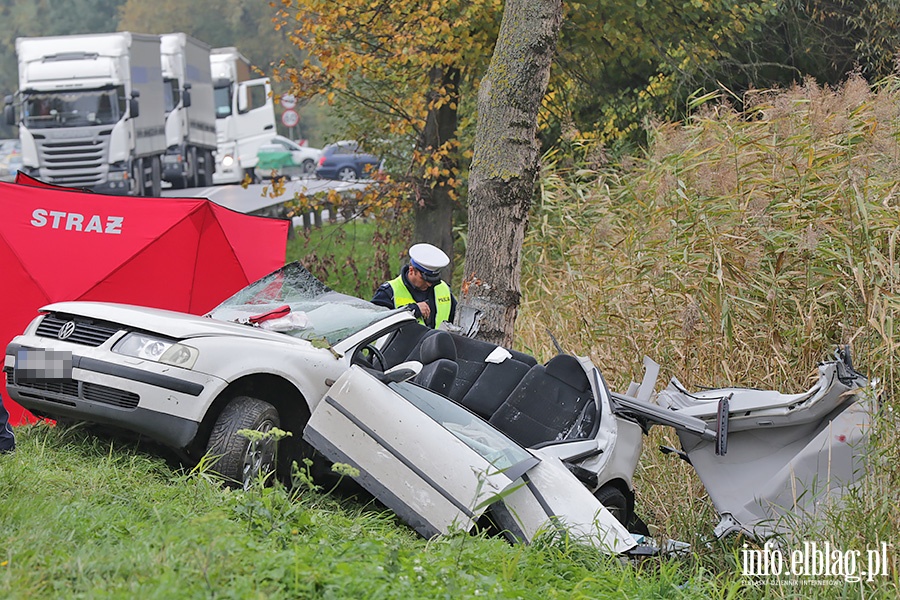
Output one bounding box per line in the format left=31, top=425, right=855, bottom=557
left=3, top=76, right=898, bottom=598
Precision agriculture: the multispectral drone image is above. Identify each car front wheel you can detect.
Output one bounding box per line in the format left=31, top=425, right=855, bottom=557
left=206, top=396, right=280, bottom=489
left=337, top=166, right=358, bottom=181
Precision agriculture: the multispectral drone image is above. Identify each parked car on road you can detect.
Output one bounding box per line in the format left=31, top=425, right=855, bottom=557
left=0, top=138, right=21, bottom=182
left=315, top=140, right=381, bottom=181
left=256, top=135, right=321, bottom=179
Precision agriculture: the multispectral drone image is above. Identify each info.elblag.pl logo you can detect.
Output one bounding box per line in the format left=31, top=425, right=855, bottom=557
left=741, top=541, right=892, bottom=584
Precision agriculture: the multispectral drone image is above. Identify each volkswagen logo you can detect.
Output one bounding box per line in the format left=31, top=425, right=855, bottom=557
left=58, top=321, right=77, bottom=340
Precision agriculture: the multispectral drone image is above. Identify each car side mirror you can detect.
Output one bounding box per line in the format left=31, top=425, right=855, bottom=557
left=383, top=361, right=422, bottom=383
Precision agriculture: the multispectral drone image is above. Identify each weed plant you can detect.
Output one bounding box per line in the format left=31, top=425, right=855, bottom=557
left=519, top=74, right=900, bottom=597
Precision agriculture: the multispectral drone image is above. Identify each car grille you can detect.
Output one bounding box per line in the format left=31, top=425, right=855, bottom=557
left=4, top=365, right=139, bottom=410
left=36, top=313, right=122, bottom=347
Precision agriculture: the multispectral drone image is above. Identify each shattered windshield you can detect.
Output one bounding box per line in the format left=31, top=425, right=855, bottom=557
left=391, top=381, right=539, bottom=479
left=207, top=262, right=395, bottom=345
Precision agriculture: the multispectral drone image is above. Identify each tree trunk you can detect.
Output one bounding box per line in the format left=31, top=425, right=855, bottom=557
left=461, top=0, right=563, bottom=347
left=414, top=66, right=460, bottom=282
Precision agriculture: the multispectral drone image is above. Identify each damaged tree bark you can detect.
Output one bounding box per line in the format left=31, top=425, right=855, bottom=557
left=461, top=0, right=563, bottom=347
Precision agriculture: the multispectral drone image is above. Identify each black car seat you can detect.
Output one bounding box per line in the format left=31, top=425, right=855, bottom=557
left=488, top=354, right=592, bottom=447
left=414, top=330, right=458, bottom=396
left=380, top=323, right=431, bottom=369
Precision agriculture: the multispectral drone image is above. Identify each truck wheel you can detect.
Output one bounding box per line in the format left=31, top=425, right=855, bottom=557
left=131, top=160, right=143, bottom=196
left=196, top=150, right=211, bottom=187
left=206, top=396, right=280, bottom=489
left=150, top=156, right=162, bottom=197
left=595, top=484, right=629, bottom=526
left=187, top=147, right=199, bottom=188
left=202, top=150, right=215, bottom=186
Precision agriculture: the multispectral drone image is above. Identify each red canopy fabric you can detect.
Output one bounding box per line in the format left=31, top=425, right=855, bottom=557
left=15, top=171, right=93, bottom=192
left=1, top=179, right=289, bottom=425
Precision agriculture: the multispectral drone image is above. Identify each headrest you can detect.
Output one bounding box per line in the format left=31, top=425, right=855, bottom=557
left=544, top=354, right=590, bottom=392
left=419, top=331, right=457, bottom=363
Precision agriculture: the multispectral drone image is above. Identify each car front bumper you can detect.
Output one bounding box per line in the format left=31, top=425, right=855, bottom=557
left=5, top=339, right=227, bottom=450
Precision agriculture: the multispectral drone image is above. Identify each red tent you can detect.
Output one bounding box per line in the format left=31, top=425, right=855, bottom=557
left=1, top=179, right=289, bottom=425
left=15, top=171, right=92, bottom=191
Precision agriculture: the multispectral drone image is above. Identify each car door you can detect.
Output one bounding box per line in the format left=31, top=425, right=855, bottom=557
left=305, top=365, right=528, bottom=537
left=304, top=365, right=636, bottom=553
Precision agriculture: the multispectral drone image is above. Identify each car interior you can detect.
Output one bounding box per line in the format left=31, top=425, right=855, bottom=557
left=368, top=323, right=598, bottom=449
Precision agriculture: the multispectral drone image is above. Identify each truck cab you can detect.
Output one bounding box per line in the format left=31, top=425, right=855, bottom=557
left=4, top=32, right=167, bottom=195
left=160, top=33, right=217, bottom=189
left=209, top=47, right=276, bottom=185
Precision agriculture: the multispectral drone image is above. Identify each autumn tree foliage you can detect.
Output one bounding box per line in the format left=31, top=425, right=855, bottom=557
left=273, top=0, right=503, bottom=271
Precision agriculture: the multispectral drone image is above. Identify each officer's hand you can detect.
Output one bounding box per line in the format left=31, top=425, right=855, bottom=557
left=416, top=301, right=431, bottom=320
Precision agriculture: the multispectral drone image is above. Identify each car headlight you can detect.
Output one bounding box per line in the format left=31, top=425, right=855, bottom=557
left=221, top=154, right=235, bottom=167
left=113, top=332, right=199, bottom=369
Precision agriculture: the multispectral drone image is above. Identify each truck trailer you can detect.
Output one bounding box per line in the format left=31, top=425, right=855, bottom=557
left=160, top=33, right=217, bottom=189
left=3, top=32, right=167, bottom=195
left=209, top=47, right=276, bottom=185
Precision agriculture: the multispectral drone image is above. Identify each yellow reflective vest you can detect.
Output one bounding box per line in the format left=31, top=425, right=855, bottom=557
left=389, top=275, right=452, bottom=328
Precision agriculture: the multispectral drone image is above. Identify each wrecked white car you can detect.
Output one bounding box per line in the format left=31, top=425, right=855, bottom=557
left=4, top=263, right=641, bottom=553
left=611, top=351, right=870, bottom=539
left=4, top=262, right=869, bottom=548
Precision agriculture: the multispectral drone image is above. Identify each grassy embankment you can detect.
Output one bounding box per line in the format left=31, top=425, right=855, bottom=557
left=2, top=76, right=898, bottom=598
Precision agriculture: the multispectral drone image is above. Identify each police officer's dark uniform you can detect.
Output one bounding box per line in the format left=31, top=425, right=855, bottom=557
left=371, top=243, right=457, bottom=329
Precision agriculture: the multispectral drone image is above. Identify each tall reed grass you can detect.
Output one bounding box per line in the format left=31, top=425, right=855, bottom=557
left=518, top=75, right=900, bottom=579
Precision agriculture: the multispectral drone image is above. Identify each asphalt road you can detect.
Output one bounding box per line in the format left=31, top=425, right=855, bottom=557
left=161, top=177, right=373, bottom=215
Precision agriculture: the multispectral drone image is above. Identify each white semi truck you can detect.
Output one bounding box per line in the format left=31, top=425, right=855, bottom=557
left=160, top=33, right=217, bottom=189
left=3, top=32, right=167, bottom=195
left=210, top=47, right=276, bottom=184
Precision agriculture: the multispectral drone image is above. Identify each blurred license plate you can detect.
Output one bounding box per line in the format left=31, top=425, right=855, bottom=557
left=14, top=349, right=73, bottom=382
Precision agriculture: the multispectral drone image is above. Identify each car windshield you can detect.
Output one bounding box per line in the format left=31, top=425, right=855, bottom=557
left=207, top=262, right=395, bottom=345
left=390, top=380, right=539, bottom=479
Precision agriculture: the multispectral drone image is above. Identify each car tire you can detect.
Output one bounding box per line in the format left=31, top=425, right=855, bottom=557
left=206, top=396, right=280, bottom=489
left=301, top=159, right=315, bottom=176
left=594, top=484, right=629, bottom=526
left=337, top=166, right=358, bottom=181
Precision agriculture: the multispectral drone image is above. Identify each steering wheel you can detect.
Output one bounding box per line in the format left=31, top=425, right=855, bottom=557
left=358, top=344, right=386, bottom=371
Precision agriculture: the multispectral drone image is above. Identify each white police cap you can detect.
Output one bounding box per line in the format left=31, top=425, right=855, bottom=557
left=409, top=243, right=449, bottom=282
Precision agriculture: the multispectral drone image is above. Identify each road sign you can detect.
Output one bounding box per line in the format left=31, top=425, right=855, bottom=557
left=280, top=94, right=297, bottom=110
left=281, top=109, right=299, bottom=128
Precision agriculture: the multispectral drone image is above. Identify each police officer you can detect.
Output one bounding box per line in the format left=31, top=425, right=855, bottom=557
left=372, top=243, right=457, bottom=329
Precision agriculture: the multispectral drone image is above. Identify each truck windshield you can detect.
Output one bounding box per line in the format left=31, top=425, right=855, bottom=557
left=214, top=84, right=232, bottom=118
left=22, top=88, right=123, bottom=128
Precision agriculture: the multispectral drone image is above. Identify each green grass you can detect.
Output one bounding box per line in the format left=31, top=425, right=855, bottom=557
left=286, top=216, right=408, bottom=299
left=1, top=425, right=739, bottom=599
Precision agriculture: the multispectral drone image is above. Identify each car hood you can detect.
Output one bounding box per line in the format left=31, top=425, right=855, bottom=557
left=40, top=301, right=303, bottom=344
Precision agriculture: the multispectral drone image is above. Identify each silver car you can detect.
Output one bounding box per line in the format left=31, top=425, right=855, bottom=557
left=5, top=263, right=644, bottom=553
